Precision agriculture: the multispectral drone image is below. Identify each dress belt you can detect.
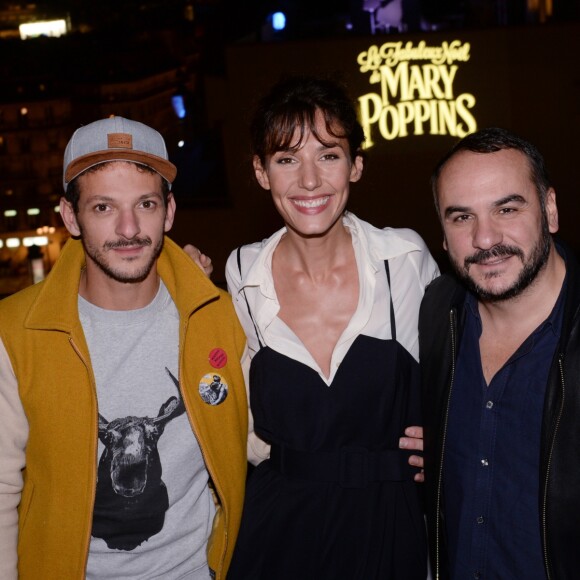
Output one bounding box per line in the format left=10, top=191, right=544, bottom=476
left=269, top=444, right=418, bottom=489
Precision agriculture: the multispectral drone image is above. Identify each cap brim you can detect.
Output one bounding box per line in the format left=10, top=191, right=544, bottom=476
left=64, top=150, right=177, bottom=185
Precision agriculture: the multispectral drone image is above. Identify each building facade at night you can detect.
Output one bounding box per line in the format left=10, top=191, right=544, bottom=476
left=0, top=2, right=201, bottom=293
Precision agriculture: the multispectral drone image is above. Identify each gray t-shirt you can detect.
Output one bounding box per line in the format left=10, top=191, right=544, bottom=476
left=79, top=281, right=215, bottom=580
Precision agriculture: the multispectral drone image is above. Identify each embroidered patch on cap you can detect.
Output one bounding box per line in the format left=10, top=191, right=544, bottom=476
left=199, top=373, right=228, bottom=406
left=107, top=133, right=133, bottom=149
left=209, top=348, right=227, bottom=369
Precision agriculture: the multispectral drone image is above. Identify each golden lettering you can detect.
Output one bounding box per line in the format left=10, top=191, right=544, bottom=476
left=420, top=66, right=440, bottom=100
left=397, top=102, right=414, bottom=137
left=356, top=39, right=477, bottom=144
left=357, top=39, right=471, bottom=71
left=407, top=65, right=427, bottom=100
left=380, top=63, right=406, bottom=105
left=358, top=93, right=383, bottom=148
left=413, top=101, right=431, bottom=135
left=438, top=100, right=456, bottom=135
left=378, top=105, right=399, bottom=140
left=360, top=93, right=477, bottom=145
left=357, top=45, right=382, bottom=73
left=454, top=93, right=477, bottom=137
left=429, top=100, right=439, bottom=134
left=439, top=65, right=458, bottom=99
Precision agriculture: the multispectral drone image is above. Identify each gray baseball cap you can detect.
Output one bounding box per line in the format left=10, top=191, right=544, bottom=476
left=63, top=116, right=177, bottom=190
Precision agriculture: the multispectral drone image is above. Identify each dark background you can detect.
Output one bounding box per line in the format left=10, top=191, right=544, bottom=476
left=0, top=0, right=578, bottom=288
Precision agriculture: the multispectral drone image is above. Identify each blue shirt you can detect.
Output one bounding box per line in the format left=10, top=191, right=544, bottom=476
left=443, top=283, right=565, bottom=580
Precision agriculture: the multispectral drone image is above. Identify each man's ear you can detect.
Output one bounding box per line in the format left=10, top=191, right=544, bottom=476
left=60, top=197, right=81, bottom=237
left=545, top=188, right=559, bottom=234
left=164, top=192, right=176, bottom=233
left=253, top=156, right=271, bottom=190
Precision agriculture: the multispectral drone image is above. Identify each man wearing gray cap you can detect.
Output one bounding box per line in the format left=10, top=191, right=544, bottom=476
left=0, top=117, right=248, bottom=579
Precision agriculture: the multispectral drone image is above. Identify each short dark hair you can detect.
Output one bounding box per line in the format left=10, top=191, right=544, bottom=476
left=250, top=75, right=366, bottom=164
left=431, top=127, right=552, bottom=218
left=64, top=161, right=171, bottom=213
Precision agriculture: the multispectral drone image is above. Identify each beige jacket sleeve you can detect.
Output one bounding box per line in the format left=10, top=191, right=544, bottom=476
left=0, top=338, right=28, bottom=580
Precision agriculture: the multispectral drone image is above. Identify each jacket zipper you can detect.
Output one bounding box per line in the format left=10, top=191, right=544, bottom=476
left=541, top=354, right=565, bottom=580
left=69, top=336, right=99, bottom=579
left=435, top=308, right=457, bottom=579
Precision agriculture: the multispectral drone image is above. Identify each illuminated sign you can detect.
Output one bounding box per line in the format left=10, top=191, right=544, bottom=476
left=357, top=40, right=477, bottom=146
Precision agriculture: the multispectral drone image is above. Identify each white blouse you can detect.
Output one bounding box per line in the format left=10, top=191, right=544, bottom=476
left=225, top=212, right=440, bottom=462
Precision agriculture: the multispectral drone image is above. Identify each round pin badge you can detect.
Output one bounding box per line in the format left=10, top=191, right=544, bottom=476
left=199, top=373, right=228, bottom=406
left=209, top=348, right=227, bottom=369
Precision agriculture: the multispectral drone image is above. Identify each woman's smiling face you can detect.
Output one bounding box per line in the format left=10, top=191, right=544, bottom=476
left=254, top=110, right=363, bottom=238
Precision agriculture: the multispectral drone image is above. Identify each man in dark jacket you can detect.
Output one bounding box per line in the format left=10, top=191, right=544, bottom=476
left=419, top=127, right=580, bottom=579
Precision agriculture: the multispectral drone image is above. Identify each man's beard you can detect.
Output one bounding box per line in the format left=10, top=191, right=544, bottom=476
left=81, top=234, right=164, bottom=284
left=449, top=214, right=552, bottom=303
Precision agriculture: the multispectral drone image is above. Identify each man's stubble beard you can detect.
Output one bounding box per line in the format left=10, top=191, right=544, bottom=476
left=448, top=211, right=552, bottom=303
left=79, top=227, right=165, bottom=284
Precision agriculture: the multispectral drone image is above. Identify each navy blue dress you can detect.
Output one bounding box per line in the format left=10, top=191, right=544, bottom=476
left=228, top=262, right=427, bottom=579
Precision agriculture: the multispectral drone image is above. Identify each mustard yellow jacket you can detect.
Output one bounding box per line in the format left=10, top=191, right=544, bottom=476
left=0, top=237, right=248, bottom=579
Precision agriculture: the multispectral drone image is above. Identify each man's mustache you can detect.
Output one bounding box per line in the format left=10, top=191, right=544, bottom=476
left=464, top=245, right=524, bottom=268
left=104, top=238, right=152, bottom=250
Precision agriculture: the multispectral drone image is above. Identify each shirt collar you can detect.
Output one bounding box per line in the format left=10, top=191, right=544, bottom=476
left=239, top=211, right=425, bottom=295
left=237, top=226, right=286, bottom=300
left=342, top=212, right=425, bottom=272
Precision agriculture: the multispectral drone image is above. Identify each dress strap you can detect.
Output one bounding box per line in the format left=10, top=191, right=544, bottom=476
left=236, top=246, right=264, bottom=349
left=384, top=260, right=396, bottom=341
